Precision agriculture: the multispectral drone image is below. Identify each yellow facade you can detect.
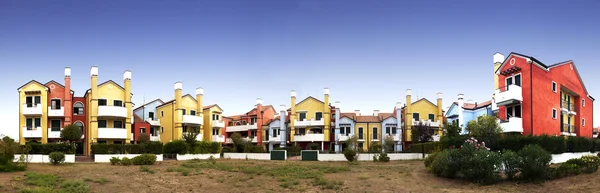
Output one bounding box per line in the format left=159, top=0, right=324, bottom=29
left=354, top=122, right=382, bottom=151
left=289, top=89, right=330, bottom=142
left=18, top=81, right=49, bottom=144
left=158, top=84, right=205, bottom=143
left=404, top=90, right=444, bottom=142
left=561, top=92, right=575, bottom=132
left=203, top=105, right=224, bottom=141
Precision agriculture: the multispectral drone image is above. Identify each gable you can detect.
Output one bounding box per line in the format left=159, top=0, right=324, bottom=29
left=98, top=80, right=125, bottom=91
left=180, top=94, right=198, bottom=110
left=445, top=102, right=458, bottom=117
left=548, top=61, right=591, bottom=98
left=495, top=52, right=549, bottom=75
left=295, top=96, right=326, bottom=112
left=206, top=104, right=224, bottom=113
left=18, top=80, right=48, bottom=92
left=133, top=99, right=164, bottom=112
left=339, top=117, right=355, bottom=124
left=412, top=98, right=437, bottom=108
left=381, top=116, right=397, bottom=123
left=269, top=119, right=281, bottom=127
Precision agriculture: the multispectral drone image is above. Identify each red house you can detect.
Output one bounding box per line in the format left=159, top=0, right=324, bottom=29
left=494, top=52, right=594, bottom=138
left=223, top=98, right=276, bottom=148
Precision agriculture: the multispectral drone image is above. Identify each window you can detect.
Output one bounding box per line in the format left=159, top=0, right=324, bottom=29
left=506, top=105, right=522, bottom=118
left=298, top=112, right=306, bottom=121
left=315, top=112, right=323, bottom=121
left=50, top=99, right=61, bottom=110
left=358, top=142, right=364, bottom=149
left=372, top=127, right=378, bottom=139
left=161, top=127, right=164, bottom=133
left=386, top=127, right=391, bottom=134
left=340, top=127, right=345, bottom=134
left=505, top=74, right=522, bottom=88
left=75, top=122, right=84, bottom=133
left=98, top=120, right=107, bottom=128
left=552, top=81, right=557, bottom=92
left=250, top=118, right=257, bottom=125
left=182, top=109, right=186, bottom=115
left=113, top=100, right=123, bottom=107
left=552, top=108, right=557, bottom=119
left=190, top=110, right=196, bottom=116
left=98, top=99, right=107, bottom=106
left=182, top=126, right=188, bottom=133
left=140, top=128, right=146, bottom=134
left=150, top=128, right=156, bottom=136
left=149, top=112, right=154, bottom=120
left=346, top=127, right=351, bottom=135
left=413, top=113, right=420, bottom=120
left=51, top=120, right=61, bottom=131
left=582, top=118, right=585, bottom=126
left=428, top=114, right=435, bottom=121
left=73, top=102, right=84, bottom=115
left=26, top=118, right=41, bottom=130
left=114, top=121, right=123, bottom=128
left=212, top=114, right=220, bottom=120
left=97, top=141, right=107, bottom=144
left=298, top=128, right=305, bottom=135
left=358, top=127, right=364, bottom=139
left=242, top=120, right=247, bottom=124
left=212, top=128, right=219, bottom=135
left=392, top=127, right=397, bottom=134
left=26, top=118, right=33, bottom=130
left=161, top=111, right=164, bottom=117
left=113, top=141, right=123, bottom=144
left=582, top=99, right=585, bottom=107
left=272, top=128, right=278, bottom=137
left=34, top=118, right=40, bottom=128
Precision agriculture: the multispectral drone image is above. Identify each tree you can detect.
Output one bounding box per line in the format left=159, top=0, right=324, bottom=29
left=182, top=127, right=201, bottom=149
left=61, top=124, right=83, bottom=142
left=137, top=133, right=150, bottom=144
left=343, top=135, right=359, bottom=162
left=229, top=133, right=248, bottom=153
left=444, top=121, right=461, bottom=137
left=411, top=122, right=434, bottom=143
left=466, top=115, right=502, bottom=147
left=383, top=135, right=395, bottom=153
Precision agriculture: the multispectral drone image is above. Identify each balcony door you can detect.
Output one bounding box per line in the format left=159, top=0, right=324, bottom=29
left=51, top=120, right=61, bottom=131
left=505, top=74, right=522, bottom=88
left=51, top=99, right=61, bottom=110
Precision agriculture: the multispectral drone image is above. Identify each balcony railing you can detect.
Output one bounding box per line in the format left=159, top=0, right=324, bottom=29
left=145, top=118, right=161, bottom=126
left=22, top=127, right=42, bottom=138
left=48, top=128, right=63, bottom=138
left=561, top=101, right=576, bottom=114
left=226, top=123, right=257, bottom=132
left=293, top=133, right=325, bottom=142
left=499, top=117, right=523, bottom=133
left=212, top=135, right=225, bottom=143
left=294, top=118, right=325, bottom=127
left=150, top=135, right=160, bottom=141
left=385, top=133, right=401, bottom=141
left=561, top=124, right=577, bottom=134
left=338, top=134, right=354, bottom=141
left=269, top=135, right=282, bottom=142
left=494, top=85, right=523, bottom=106
left=98, top=106, right=127, bottom=118
left=212, top=120, right=225, bottom=128
left=182, top=115, right=203, bottom=125
left=47, top=106, right=64, bottom=117
left=412, top=119, right=441, bottom=127
left=97, top=128, right=127, bottom=139
left=22, top=104, right=42, bottom=115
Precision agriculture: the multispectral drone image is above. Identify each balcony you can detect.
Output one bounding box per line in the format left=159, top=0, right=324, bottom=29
left=22, top=127, right=42, bottom=138
left=500, top=117, right=523, bottom=133
left=212, top=135, right=225, bottom=143
left=182, top=115, right=203, bottom=125
left=212, top=120, right=225, bottom=128
left=97, top=128, right=127, bottom=139
left=495, top=85, right=523, bottom=106
left=47, top=128, right=63, bottom=139
left=145, top=118, right=161, bottom=126
left=22, top=104, right=42, bottom=116
left=47, top=106, right=64, bottom=117
left=294, top=118, right=325, bottom=127
left=293, top=133, right=325, bottom=142
left=244, top=137, right=258, bottom=143
left=561, top=124, right=577, bottom=136
left=412, top=119, right=441, bottom=127
left=338, top=134, right=354, bottom=141
left=98, top=106, right=127, bottom=118
left=226, top=123, right=257, bottom=132
left=268, top=135, right=283, bottom=142
left=384, top=133, right=401, bottom=141
left=150, top=134, right=160, bottom=141
left=561, top=101, right=577, bottom=115
left=182, top=133, right=202, bottom=141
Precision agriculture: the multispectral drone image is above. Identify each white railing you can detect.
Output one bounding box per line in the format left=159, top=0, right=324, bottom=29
left=97, top=128, right=128, bottom=139
left=182, top=115, right=203, bottom=125
left=494, top=85, right=523, bottom=105
left=226, top=123, right=258, bottom=132
left=293, top=133, right=325, bottom=142
left=22, top=127, right=42, bottom=138
left=244, top=137, right=258, bottom=143
left=212, top=120, right=225, bottom=128
left=294, top=118, right=325, bottom=127
left=22, top=104, right=42, bottom=115
left=150, top=135, right=160, bottom=141
left=212, top=135, right=225, bottom=142
left=338, top=134, right=354, bottom=141
left=500, top=117, right=523, bottom=133
left=98, top=106, right=128, bottom=118
left=268, top=135, right=282, bottom=142
left=47, top=106, right=64, bottom=117
left=145, top=118, right=161, bottom=126
left=47, top=128, right=63, bottom=138
left=384, top=133, right=401, bottom=141
left=412, top=119, right=441, bottom=127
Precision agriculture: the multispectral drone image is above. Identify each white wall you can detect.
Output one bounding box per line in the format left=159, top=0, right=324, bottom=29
left=318, top=153, right=427, bottom=161
left=176, top=154, right=220, bottom=160
left=13, top=154, right=75, bottom=163
left=223, top=153, right=270, bottom=160
left=94, top=154, right=163, bottom=163
left=551, top=152, right=596, bottom=164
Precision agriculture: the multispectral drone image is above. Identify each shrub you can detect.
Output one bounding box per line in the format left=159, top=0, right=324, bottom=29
left=132, top=154, right=157, bottom=165
left=137, top=133, right=150, bottom=144
left=91, top=142, right=163, bottom=154
left=409, top=142, right=441, bottom=153
left=368, top=142, right=382, bottom=153
left=501, top=150, right=522, bottom=180
left=518, top=144, right=552, bottom=182
left=458, top=138, right=500, bottom=185
left=49, top=152, right=65, bottom=165
left=60, top=124, right=83, bottom=142
left=579, top=155, right=600, bottom=173
left=25, top=143, right=76, bottom=154
left=121, top=157, right=132, bottom=166
left=109, top=157, right=121, bottom=165
left=424, top=152, right=439, bottom=170
left=566, top=136, right=593, bottom=152
left=163, top=140, right=188, bottom=154
left=430, top=148, right=461, bottom=178
left=377, top=153, right=390, bottom=162
left=0, top=136, right=27, bottom=172
left=343, top=149, right=358, bottom=162
left=307, top=143, right=320, bottom=150
left=556, top=163, right=580, bottom=178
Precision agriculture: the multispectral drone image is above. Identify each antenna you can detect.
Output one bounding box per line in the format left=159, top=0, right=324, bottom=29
left=142, top=94, right=145, bottom=120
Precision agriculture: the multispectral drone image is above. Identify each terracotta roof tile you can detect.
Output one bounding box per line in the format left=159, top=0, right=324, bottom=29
left=378, top=113, right=394, bottom=120
left=355, top=115, right=380, bottom=123
left=461, top=100, right=493, bottom=110
left=133, top=114, right=144, bottom=123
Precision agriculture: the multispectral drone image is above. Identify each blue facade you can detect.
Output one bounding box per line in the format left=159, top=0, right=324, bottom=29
left=268, top=119, right=281, bottom=151
left=335, top=116, right=355, bottom=152
left=380, top=117, right=402, bottom=152
left=446, top=102, right=494, bottom=135
left=133, top=99, right=164, bottom=120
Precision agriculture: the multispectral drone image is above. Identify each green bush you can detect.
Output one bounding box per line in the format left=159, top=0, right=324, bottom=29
left=377, top=153, right=390, bottom=162
left=109, top=157, right=121, bottom=165
left=0, top=136, right=27, bottom=172
left=163, top=140, right=188, bottom=154
left=501, top=150, right=522, bottom=180
left=164, top=140, right=220, bottom=155
left=307, top=143, right=320, bottom=150
left=121, top=157, right=132, bottom=166
left=409, top=142, right=441, bottom=153
left=49, top=152, right=65, bottom=165
left=25, top=143, right=76, bottom=154
left=430, top=148, right=461, bottom=178
left=343, top=149, right=358, bottom=162
left=247, top=145, right=265, bottom=153
left=132, top=154, right=157, bottom=165
left=424, top=152, right=439, bottom=170
left=91, top=142, right=163, bottom=154
left=222, top=146, right=233, bottom=153
left=579, top=155, right=600, bottom=173
left=556, top=163, right=580, bottom=178
left=368, top=142, right=383, bottom=153
left=566, top=136, right=593, bottom=152
left=518, top=144, right=552, bottom=182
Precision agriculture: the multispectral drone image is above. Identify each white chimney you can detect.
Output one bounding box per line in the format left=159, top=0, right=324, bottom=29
left=64, top=67, right=71, bottom=77
left=437, top=92, right=443, bottom=99
left=466, top=99, right=474, bottom=104
left=494, top=52, right=505, bottom=64
left=290, top=90, right=296, bottom=97
left=355, top=110, right=360, bottom=116
left=406, top=89, right=412, bottom=96
left=395, top=102, right=403, bottom=109
left=256, top=98, right=263, bottom=105
left=196, top=87, right=203, bottom=95
left=324, top=87, right=330, bottom=95
left=90, top=66, right=98, bottom=76
left=174, top=82, right=182, bottom=90
left=457, top=94, right=464, bottom=100
left=373, top=110, right=380, bottom=116
left=280, top=105, right=287, bottom=112
left=123, top=70, right=132, bottom=80
left=334, top=101, right=340, bottom=109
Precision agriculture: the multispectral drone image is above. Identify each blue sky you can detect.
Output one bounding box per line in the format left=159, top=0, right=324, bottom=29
left=1, top=0, right=599, bottom=139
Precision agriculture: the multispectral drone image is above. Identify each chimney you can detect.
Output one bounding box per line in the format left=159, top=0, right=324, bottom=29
left=457, top=94, right=465, bottom=132
left=174, top=82, right=183, bottom=139
left=64, top=67, right=72, bottom=125
left=355, top=110, right=360, bottom=116
left=334, top=101, right=340, bottom=109
left=290, top=90, right=297, bottom=127
left=256, top=97, right=263, bottom=145
left=323, top=88, right=329, bottom=119
left=279, top=105, right=287, bottom=148
left=493, top=52, right=505, bottom=64
left=124, top=70, right=132, bottom=143
left=196, top=87, right=203, bottom=117
left=256, top=98, right=263, bottom=105
left=373, top=110, right=380, bottom=116
left=466, top=99, right=474, bottom=104
left=436, top=92, right=443, bottom=129
left=89, top=66, right=99, bottom=148
left=406, top=89, right=413, bottom=126
left=395, top=102, right=402, bottom=126
left=494, top=53, right=505, bottom=94
left=334, top=101, right=340, bottom=130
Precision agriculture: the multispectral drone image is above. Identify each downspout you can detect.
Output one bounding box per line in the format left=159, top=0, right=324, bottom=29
left=367, top=122, right=370, bottom=151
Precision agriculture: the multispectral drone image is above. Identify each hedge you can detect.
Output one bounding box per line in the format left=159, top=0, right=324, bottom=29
left=91, top=142, right=163, bottom=154
left=409, top=142, right=441, bottom=153
left=19, top=143, right=76, bottom=154
left=163, top=140, right=220, bottom=155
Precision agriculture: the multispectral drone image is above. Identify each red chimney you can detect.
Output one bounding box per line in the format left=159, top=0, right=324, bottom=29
left=256, top=98, right=263, bottom=145
left=64, top=67, right=72, bottom=125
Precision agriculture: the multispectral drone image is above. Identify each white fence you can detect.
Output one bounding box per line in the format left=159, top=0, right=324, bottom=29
left=176, top=154, right=220, bottom=160
left=223, top=153, right=270, bottom=160
left=551, top=152, right=596, bottom=164
left=94, top=154, right=164, bottom=163
left=13, top=154, right=76, bottom=163
left=318, top=153, right=428, bottom=161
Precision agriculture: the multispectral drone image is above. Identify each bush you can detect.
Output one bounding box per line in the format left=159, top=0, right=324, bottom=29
left=501, top=150, right=522, bottom=180
left=163, top=140, right=188, bottom=154
left=25, top=143, right=76, bottom=154
left=430, top=148, right=461, bottom=178
left=109, top=157, right=121, bottom=165
left=377, top=153, right=390, bottom=162
left=91, top=142, right=163, bottom=154
left=424, top=152, right=439, bottom=170
left=409, top=142, right=441, bottom=153
left=566, top=136, right=593, bottom=152
left=137, top=133, right=150, bottom=144
left=343, top=149, right=358, bottom=162
left=307, top=143, right=320, bottom=150
left=518, top=144, right=552, bottom=182
left=132, top=154, right=157, bottom=165
left=556, top=163, right=580, bottom=178
left=579, top=155, right=600, bottom=173
left=49, top=152, right=65, bottom=165
left=121, top=157, right=132, bottom=166
left=60, top=124, right=83, bottom=142
left=0, top=136, right=27, bottom=172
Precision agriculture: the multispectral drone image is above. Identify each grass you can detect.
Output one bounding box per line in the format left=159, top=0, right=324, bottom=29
left=140, top=166, right=155, bottom=174
left=13, top=172, right=91, bottom=193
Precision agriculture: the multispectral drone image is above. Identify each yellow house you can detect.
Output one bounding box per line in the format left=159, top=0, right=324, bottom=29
left=403, top=89, right=444, bottom=144
left=202, top=104, right=225, bottom=143
left=155, top=82, right=205, bottom=143
left=289, top=88, right=331, bottom=150
left=353, top=111, right=383, bottom=151
left=17, top=80, right=49, bottom=144
left=84, top=66, right=133, bottom=155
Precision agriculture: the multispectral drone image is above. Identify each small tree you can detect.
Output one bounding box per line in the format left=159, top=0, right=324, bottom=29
left=412, top=122, right=434, bottom=143
left=466, top=115, right=502, bottom=147
left=444, top=121, right=461, bottom=137
left=137, top=133, right=150, bottom=144
left=229, top=133, right=248, bottom=153
left=61, top=124, right=83, bottom=142
left=182, top=126, right=201, bottom=147
left=383, top=135, right=395, bottom=153
left=343, top=135, right=359, bottom=162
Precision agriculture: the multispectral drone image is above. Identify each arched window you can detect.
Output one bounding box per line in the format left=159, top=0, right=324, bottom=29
left=74, top=102, right=84, bottom=115
left=74, top=121, right=84, bottom=134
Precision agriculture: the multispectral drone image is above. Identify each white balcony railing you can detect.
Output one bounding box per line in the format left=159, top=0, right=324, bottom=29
left=244, top=137, right=258, bottom=143
left=293, top=133, right=325, bottom=142
left=98, top=106, right=128, bottom=118
left=294, top=118, right=325, bottom=127
left=412, top=119, right=441, bottom=127
left=97, top=128, right=128, bottom=139
left=182, top=132, right=202, bottom=141
left=145, top=118, right=161, bottom=126
left=47, top=128, right=63, bottom=138
left=500, top=117, right=523, bottom=133
left=494, top=85, right=523, bottom=106
left=47, top=107, right=64, bottom=117
left=22, top=104, right=42, bottom=115
left=268, top=135, right=283, bottom=142
left=384, top=133, right=401, bottom=141
left=226, top=123, right=257, bottom=132
left=338, top=134, right=354, bottom=141
left=212, top=120, right=225, bottom=128
left=212, top=135, right=225, bottom=143
left=22, top=127, right=42, bottom=138
left=182, top=115, right=203, bottom=125
left=150, top=135, right=160, bottom=141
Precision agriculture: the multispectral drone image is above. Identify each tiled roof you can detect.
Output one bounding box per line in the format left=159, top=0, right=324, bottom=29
left=378, top=113, right=394, bottom=120
left=356, top=115, right=380, bottom=123
left=133, top=114, right=144, bottom=123
left=462, top=100, right=492, bottom=110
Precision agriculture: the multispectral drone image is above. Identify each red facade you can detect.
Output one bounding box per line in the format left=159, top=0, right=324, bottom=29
left=132, top=114, right=150, bottom=143
left=72, top=97, right=87, bottom=139
left=496, top=53, right=594, bottom=138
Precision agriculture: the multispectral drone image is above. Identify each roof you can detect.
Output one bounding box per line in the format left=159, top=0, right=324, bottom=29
left=378, top=113, right=395, bottom=120
left=356, top=115, right=380, bottom=123
left=133, top=114, right=145, bottom=123
left=133, top=98, right=165, bottom=112
left=45, top=80, right=75, bottom=95
left=339, top=112, right=394, bottom=123
left=412, top=98, right=438, bottom=107
left=339, top=113, right=357, bottom=120
left=452, top=100, right=493, bottom=110
left=246, top=105, right=276, bottom=115
left=98, top=80, right=125, bottom=90
left=295, top=96, right=324, bottom=106
left=17, top=80, right=48, bottom=91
